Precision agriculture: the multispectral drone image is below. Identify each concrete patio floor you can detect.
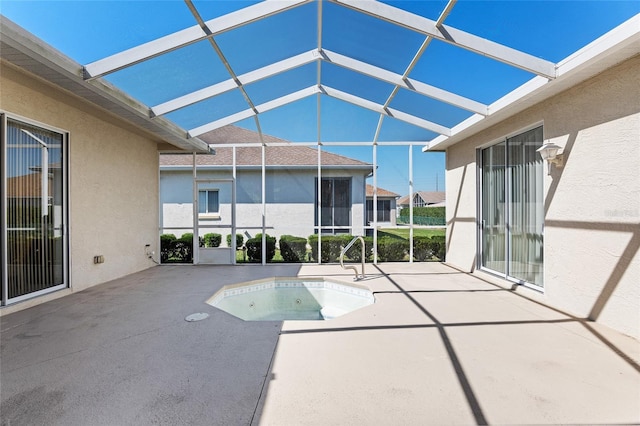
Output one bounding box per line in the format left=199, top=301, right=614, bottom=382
left=1, top=262, right=638, bottom=425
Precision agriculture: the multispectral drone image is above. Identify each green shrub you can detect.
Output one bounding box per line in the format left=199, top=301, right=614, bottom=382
left=160, top=234, right=176, bottom=263
left=376, top=237, right=407, bottom=262
left=308, top=235, right=319, bottom=261
left=398, top=206, right=446, bottom=225
left=308, top=235, right=344, bottom=263
left=203, top=233, right=222, bottom=248
left=245, top=233, right=276, bottom=262
left=412, top=235, right=446, bottom=261
left=399, top=206, right=445, bottom=218
left=226, top=233, right=244, bottom=249
left=343, top=236, right=373, bottom=263
left=174, top=233, right=194, bottom=263
left=279, top=235, right=308, bottom=262
left=412, top=236, right=432, bottom=261
left=430, top=235, right=446, bottom=261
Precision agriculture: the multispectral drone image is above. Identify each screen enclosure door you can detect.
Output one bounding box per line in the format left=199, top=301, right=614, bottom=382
left=194, top=178, right=235, bottom=265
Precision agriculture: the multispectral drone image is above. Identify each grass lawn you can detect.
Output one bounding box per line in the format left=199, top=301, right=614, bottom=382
left=379, top=227, right=445, bottom=240
left=236, top=249, right=287, bottom=263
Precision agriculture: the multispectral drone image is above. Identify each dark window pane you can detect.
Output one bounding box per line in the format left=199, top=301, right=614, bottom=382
left=207, top=190, right=219, bottom=213
left=333, top=179, right=350, bottom=226
left=198, top=191, right=206, bottom=213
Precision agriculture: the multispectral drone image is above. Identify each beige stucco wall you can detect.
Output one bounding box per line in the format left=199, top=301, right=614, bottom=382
left=445, top=55, right=640, bottom=338
left=1, top=61, right=160, bottom=304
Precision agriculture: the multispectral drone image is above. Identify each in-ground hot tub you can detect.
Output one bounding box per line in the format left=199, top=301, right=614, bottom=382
left=207, top=277, right=375, bottom=321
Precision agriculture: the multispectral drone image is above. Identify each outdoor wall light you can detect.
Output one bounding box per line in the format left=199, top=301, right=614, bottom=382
left=537, top=142, right=564, bottom=175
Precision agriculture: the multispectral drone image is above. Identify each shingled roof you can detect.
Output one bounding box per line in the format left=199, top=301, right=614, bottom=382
left=6, top=173, right=52, bottom=198
left=397, top=191, right=446, bottom=206
left=366, top=184, right=399, bottom=198
left=161, top=125, right=372, bottom=169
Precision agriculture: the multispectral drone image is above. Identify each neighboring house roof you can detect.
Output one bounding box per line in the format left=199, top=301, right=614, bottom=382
left=197, top=125, right=290, bottom=145
left=424, top=201, right=446, bottom=207
left=366, top=184, right=399, bottom=198
left=160, top=125, right=372, bottom=169
left=398, top=191, right=446, bottom=206
left=6, top=173, right=52, bottom=198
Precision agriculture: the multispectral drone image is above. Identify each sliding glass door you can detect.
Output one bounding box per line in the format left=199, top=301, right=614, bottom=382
left=2, top=116, right=68, bottom=303
left=480, top=126, right=544, bottom=288
left=315, top=178, right=351, bottom=234
left=481, top=141, right=506, bottom=274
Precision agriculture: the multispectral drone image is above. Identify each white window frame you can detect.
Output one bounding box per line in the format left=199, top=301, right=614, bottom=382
left=198, top=189, right=220, bottom=219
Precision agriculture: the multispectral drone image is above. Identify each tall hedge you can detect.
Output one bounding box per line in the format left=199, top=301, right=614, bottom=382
left=226, top=233, right=244, bottom=249
left=308, top=235, right=344, bottom=263
left=430, top=235, right=446, bottom=261
left=376, top=237, right=408, bottom=262
left=279, top=235, right=308, bottom=262
left=343, top=236, right=373, bottom=263
left=413, top=235, right=446, bottom=261
left=174, top=233, right=194, bottom=263
left=203, top=233, right=222, bottom=248
left=160, top=234, right=176, bottom=263
left=399, top=206, right=445, bottom=218
left=245, top=233, right=276, bottom=262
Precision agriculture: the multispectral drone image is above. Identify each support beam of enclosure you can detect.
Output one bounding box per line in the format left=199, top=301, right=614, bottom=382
left=84, top=0, right=311, bottom=78
left=188, top=84, right=452, bottom=138
left=151, top=46, right=486, bottom=119
left=152, top=47, right=485, bottom=118
left=333, top=0, right=557, bottom=79
left=185, top=0, right=259, bottom=118
left=151, top=50, right=319, bottom=116
left=376, top=0, right=458, bottom=123
left=323, top=86, right=452, bottom=136
left=322, top=49, right=487, bottom=115
left=188, top=86, right=321, bottom=137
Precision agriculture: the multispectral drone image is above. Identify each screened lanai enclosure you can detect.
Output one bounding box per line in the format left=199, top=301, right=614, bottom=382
left=3, top=0, right=638, bottom=304
left=81, top=0, right=560, bottom=267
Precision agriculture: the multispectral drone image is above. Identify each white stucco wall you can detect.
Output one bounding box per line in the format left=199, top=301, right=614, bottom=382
left=160, top=168, right=369, bottom=243
left=1, top=62, right=160, bottom=299
left=444, top=55, right=640, bottom=338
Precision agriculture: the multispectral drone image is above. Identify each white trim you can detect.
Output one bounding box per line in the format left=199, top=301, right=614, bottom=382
left=557, top=14, right=640, bottom=76
left=334, top=0, right=556, bottom=78
left=188, top=86, right=321, bottom=137
left=425, top=14, right=640, bottom=152
left=322, top=48, right=487, bottom=115
left=323, top=86, right=451, bottom=135
left=84, top=0, right=311, bottom=78
left=475, top=120, right=544, bottom=150
left=0, top=110, right=69, bottom=135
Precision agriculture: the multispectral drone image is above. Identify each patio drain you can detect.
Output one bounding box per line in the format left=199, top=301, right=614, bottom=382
left=185, top=313, right=209, bottom=322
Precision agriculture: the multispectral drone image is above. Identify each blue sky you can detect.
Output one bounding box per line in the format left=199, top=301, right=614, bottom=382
left=2, top=0, right=639, bottom=194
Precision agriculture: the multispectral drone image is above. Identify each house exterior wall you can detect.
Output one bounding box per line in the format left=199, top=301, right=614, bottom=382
left=445, top=55, right=640, bottom=338
left=160, top=168, right=368, bottom=242
left=366, top=197, right=398, bottom=227
left=1, top=62, right=159, bottom=307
